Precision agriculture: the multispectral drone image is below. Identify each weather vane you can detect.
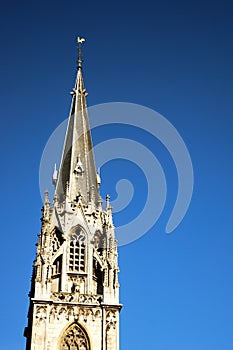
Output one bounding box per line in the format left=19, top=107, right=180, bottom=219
left=77, top=36, right=85, bottom=68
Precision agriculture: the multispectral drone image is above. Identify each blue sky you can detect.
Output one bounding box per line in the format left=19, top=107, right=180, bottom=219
left=0, top=0, right=233, bottom=349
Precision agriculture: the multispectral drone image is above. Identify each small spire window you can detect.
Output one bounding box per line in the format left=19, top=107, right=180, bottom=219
left=74, top=155, right=84, bottom=176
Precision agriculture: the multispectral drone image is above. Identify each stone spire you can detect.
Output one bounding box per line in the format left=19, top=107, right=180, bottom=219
left=24, top=41, right=121, bottom=350
left=55, top=38, right=99, bottom=205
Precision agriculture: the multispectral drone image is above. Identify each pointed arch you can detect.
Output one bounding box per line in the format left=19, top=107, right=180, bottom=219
left=58, top=322, right=91, bottom=350
left=68, top=225, right=87, bottom=272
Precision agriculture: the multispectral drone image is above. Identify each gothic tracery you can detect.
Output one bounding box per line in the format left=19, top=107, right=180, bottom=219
left=60, top=324, right=89, bottom=350
left=69, top=227, right=86, bottom=272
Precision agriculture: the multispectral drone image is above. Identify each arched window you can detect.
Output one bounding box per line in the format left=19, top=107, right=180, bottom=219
left=69, top=227, right=86, bottom=272
left=60, top=323, right=90, bottom=350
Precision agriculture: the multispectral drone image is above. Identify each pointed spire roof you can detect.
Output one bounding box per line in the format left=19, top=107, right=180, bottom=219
left=55, top=39, right=99, bottom=205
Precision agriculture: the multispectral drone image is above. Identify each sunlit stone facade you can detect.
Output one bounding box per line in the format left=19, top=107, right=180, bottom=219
left=24, top=45, right=121, bottom=350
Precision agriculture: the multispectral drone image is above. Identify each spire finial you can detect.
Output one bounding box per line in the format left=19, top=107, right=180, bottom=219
left=77, top=37, right=85, bottom=69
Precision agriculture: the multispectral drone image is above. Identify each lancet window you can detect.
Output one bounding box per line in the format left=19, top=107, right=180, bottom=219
left=69, top=227, right=86, bottom=272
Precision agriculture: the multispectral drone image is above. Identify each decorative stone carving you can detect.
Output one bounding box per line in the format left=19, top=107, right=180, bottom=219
left=68, top=275, right=85, bottom=294
left=106, top=325, right=116, bottom=350
left=51, top=235, right=60, bottom=254
left=78, top=294, right=102, bottom=304
left=35, top=306, right=47, bottom=322
left=68, top=307, right=75, bottom=318
left=60, top=323, right=89, bottom=350
left=106, top=310, right=117, bottom=329
left=51, top=292, right=102, bottom=305
left=59, top=307, right=69, bottom=321
left=49, top=306, right=57, bottom=322
left=51, top=229, right=64, bottom=255
left=51, top=292, right=75, bottom=302
left=106, top=310, right=117, bottom=350
left=94, top=309, right=101, bottom=318
left=49, top=305, right=80, bottom=324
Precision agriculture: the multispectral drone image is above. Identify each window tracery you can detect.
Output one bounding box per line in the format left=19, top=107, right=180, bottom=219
left=60, top=323, right=89, bottom=350
left=69, top=227, right=86, bottom=272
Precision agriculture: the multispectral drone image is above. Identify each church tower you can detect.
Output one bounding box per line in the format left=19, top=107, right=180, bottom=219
left=24, top=40, right=121, bottom=350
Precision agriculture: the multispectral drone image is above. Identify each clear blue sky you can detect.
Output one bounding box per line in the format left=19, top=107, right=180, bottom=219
left=0, top=0, right=232, bottom=349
